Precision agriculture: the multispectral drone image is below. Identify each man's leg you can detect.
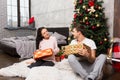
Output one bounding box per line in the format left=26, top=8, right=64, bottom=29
left=68, top=54, right=88, bottom=79
left=87, top=54, right=107, bottom=80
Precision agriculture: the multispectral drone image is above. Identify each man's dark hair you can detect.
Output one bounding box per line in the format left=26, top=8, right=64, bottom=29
left=72, top=24, right=85, bottom=35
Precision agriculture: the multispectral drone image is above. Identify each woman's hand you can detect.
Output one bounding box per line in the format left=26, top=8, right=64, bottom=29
left=26, top=60, right=36, bottom=64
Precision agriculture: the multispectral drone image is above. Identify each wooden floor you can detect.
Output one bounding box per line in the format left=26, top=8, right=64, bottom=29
left=0, top=50, right=120, bottom=80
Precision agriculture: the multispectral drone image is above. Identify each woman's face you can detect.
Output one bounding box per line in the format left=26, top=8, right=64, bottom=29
left=41, top=28, right=50, bottom=39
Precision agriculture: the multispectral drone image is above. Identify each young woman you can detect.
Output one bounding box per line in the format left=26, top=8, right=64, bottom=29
left=28, top=27, right=60, bottom=68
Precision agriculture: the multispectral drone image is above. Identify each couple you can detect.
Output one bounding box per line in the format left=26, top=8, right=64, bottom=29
left=28, top=25, right=106, bottom=80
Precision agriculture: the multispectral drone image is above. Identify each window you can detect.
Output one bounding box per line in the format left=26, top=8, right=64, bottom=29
left=7, top=0, right=31, bottom=27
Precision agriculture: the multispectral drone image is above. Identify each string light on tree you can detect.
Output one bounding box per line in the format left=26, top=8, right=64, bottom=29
left=104, top=38, right=107, bottom=41
left=98, top=6, right=102, bottom=10
left=96, top=23, right=100, bottom=27
left=82, top=5, right=86, bottom=9
left=85, top=17, right=88, bottom=20
left=95, top=14, right=98, bottom=17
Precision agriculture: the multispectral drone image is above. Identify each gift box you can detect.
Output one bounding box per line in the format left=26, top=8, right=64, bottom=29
left=62, top=43, right=91, bottom=55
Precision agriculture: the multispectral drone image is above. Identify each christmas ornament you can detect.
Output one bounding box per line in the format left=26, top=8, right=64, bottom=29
left=88, top=6, right=96, bottom=14
left=85, top=17, right=88, bottom=20
left=74, top=13, right=77, bottom=19
left=89, top=0, right=94, bottom=7
left=99, top=41, right=103, bottom=45
left=86, top=21, right=89, bottom=25
left=79, top=0, right=83, bottom=4
left=82, top=5, right=86, bottom=9
left=98, top=6, right=102, bottom=10
left=90, top=35, right=93, bottom=38
left=95, top=14, right=98, bottom=17
left=91, top=26, right=96, bottom=30
left=104, top=38, right=107, bottom=41
left=68, top=37, right=71, bottom=41
left=96, top=23, right=100, bottom=27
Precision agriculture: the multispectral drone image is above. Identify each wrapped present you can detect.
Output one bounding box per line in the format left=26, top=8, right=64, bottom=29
left=62, top=43, right=91, bottom=55
left=33, top=48, right=53, bottom=60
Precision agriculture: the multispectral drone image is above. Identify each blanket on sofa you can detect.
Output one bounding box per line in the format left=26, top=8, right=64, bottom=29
left=0, top=59, right=83, bottom=80
left=0, top=36, right=36, bottom=59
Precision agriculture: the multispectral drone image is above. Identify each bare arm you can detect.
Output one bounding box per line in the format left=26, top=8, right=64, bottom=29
left=53, top=37, right=60, bottom=55
left=78, top=48, right=96, bottom=63
left=87, top=49, right=96, bottom=63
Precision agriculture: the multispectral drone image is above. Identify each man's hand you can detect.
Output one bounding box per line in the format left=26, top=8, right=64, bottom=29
left=78, top=48, right=89, bottom=57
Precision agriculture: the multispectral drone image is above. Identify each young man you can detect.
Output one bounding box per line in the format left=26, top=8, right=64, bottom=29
left=68, top=25, right=107, bottom=80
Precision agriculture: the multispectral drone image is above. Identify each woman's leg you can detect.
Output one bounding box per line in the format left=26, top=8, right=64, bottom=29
left=28, top=59, right=44, bottom=68
left=41, top=60, right=55, bottom=66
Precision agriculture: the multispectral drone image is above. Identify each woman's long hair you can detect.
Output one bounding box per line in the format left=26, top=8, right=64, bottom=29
left=36, top=27, right=46, bottom=49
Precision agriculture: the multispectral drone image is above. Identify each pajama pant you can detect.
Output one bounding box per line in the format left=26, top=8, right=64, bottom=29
left=68, top=54, right=107, bottom=80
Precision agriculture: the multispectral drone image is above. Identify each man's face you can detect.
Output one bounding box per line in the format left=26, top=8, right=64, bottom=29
left=71, top=28, right=80, bottom=39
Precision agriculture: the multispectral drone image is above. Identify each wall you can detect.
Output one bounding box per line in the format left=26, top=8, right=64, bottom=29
left=103, top=0, right=114, bottom=37
left=114, top=0, right=120, bottom=38
left=0, top=0, right=7, bottom=39
left=31, top=0, right=114, bottom=37
left=31, top=0, right=74, bottom=28
left=0, top=0, right=114, bottom=39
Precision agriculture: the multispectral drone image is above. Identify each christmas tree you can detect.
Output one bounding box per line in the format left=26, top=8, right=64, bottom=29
left=71, top=0, right=111, bottom=56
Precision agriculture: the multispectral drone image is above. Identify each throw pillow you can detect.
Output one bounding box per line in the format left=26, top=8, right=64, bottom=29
left=52, top=32, right=67, bottom=40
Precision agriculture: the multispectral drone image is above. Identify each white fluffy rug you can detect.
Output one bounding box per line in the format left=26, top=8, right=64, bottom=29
left=0, top=59, right=83, bottom=80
